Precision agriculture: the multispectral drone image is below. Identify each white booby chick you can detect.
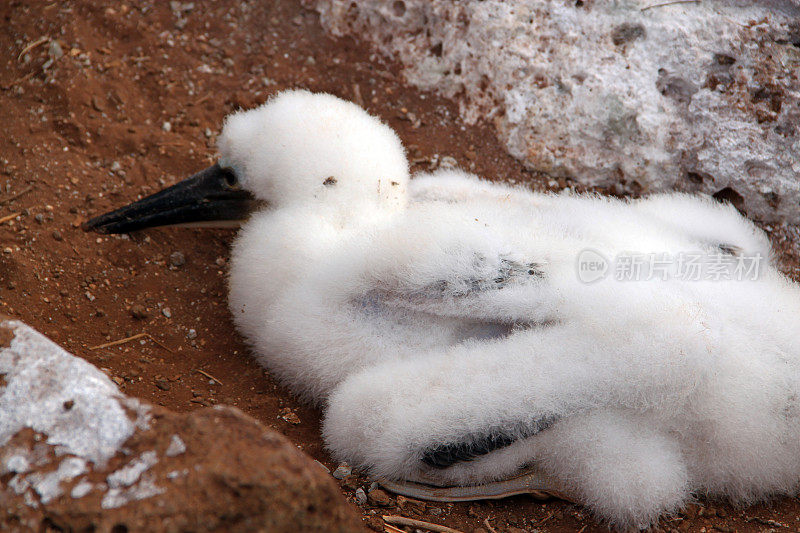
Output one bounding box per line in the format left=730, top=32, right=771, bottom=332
left=85, top=90, right=800, bottom=530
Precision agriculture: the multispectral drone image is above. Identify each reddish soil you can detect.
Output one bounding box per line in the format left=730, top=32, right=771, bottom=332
left=2, top=1, right=799, bottom=532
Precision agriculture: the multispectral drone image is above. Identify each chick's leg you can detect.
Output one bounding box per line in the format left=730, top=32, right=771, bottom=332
left=327, top=359, right=690, bottom=529
left=528, top=410, right=690, bottom=530
left=323, top=320, right=705, bottom=485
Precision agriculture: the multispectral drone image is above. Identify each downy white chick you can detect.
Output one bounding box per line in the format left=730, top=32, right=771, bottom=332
left=86, top=90, right=800, bottom=530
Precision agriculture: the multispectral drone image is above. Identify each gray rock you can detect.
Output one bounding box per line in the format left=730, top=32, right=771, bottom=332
left=332, top=463, right=352, bottom=479
left=48, top=40, right=63, bottom=60
left=314, top=0, right=800, bottom=224
left=169, top=251, right=185, bottom=267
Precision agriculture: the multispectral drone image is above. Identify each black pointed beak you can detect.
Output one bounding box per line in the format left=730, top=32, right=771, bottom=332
left=83, top=163, right=261, bottom=234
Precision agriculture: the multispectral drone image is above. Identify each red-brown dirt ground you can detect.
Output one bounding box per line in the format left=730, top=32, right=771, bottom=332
left=2, top=1, right=800, bottom=531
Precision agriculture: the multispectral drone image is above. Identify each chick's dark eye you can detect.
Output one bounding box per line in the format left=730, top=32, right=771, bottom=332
left=221, top=168, right=238, bottom=187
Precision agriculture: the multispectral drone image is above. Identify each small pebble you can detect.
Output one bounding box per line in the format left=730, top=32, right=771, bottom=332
left=162, top=121, right=172, bottom=132
left=34, top=213, right=44, bottom=224
left=130, top=304, right=148, bottom=320
left=355, top=487, right=367, bottom=505
left=186, top=328, right=197, bottom=340
left=169, top=251, right=185, bottom=267
left=367, top=488, right=393, bottom=507
left=366, top=516, right=383, bottom=532
left=49, top=39, right=63, bottom=58
left=397, top=495, right=426, bottom=514
left=278, top=407, right=301, bottom=425
left=332, top=464, right=352, bottom=480
left=341, top=476, right=360, bottom=490
left=155, top=377, right=171, bottom=391
left=85, top=291, right=95, bottom=302
left=51, top=230, right=63, bottom=241
left=162, top=307, right=172, bottom=318
left=440, top=155, right=457, bottom=168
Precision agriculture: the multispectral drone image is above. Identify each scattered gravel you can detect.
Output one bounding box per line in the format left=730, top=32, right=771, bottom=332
left=278, top=407, right=301, bottom=425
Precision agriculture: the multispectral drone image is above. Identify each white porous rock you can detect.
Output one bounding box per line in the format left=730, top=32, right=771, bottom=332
left=0, top=320, right=150, bottom=464
left=0, top=318, right=152, bottom=505
left=313, top=0, right=800, bottom=223
left=0, top=318, right=363, bottom=531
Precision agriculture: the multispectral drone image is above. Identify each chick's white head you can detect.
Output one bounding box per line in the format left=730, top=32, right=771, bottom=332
left=217, top=90, right=409, bottom=211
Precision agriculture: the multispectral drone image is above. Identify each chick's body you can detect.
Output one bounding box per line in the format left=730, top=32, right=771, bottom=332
left=222, top=90, right=800, bottom=530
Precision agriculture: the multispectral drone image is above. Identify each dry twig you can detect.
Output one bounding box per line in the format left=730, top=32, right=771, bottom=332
left=539, top=512, right=555, bottom=525
left=1, top=71, right=35, bottom=91
left=195, top=368, right=223, bottom=385
left=90, top=333, right=148, bottom=350
left=147, top=335, right=174, bottom=353
left=18, top=37, right=49, bottom=61
left=192, top=94, right=212, bottom=106
left=383, top=516, right=464, bottom=533
left=89, top=332, right=173, bottom=352
left=483, top=517, right=498, bottom=533
left=0, top=212, right=21, bottom=225
left=0, top=186, right=33, bottom=205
